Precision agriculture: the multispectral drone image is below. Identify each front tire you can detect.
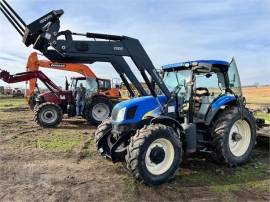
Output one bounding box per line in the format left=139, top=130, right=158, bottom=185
left=95, top=118, right=112, bottom=156
left=95, top=118, right=126, bottom=160
left=211, top=107, right=256, bottom=166
left=34, top=102, right=63, bottom=128
left=85, top=97, right=113, bottom=126
left=126, top=124, right=182, bottom=186
left=28, top=95, right=36, bottom=110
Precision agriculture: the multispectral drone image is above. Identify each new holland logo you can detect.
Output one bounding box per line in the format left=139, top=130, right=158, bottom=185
left=50, top=64, right=65, bottom=68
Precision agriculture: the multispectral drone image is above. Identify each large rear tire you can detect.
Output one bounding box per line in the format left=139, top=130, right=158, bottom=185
left=126, top=124, right=182, bottom=186
left=211, top=107, right=256, bottom=166
left=34, top=102, right=63, bottom=128
left=85, top=97, right=113, bottom=126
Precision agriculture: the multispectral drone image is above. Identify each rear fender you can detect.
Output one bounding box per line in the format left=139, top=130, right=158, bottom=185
left=86, top=94, right=109, bottom=104
left=205, top=96, right=237, bottom=125
left=211, top=95, right=236, bottom=110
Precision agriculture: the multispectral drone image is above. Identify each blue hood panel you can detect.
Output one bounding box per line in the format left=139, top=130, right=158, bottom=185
left=112, top=95, right=167, bottom=124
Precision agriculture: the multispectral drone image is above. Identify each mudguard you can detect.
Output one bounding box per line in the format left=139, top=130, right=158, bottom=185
left=211, top=95, right=236, bottom=110
left=205, top=95, right=236, bottom=125
left=151, top=116, right=183, bottom=131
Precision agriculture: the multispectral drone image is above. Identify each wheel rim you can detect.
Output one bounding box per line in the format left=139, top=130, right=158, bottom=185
left=145, top=138, right=175, bottom=175
left=229, top=119, right=251, bottom=157
left=92, top=103, right=110, bottom=122
left=40, top=108, right=57, bottom=124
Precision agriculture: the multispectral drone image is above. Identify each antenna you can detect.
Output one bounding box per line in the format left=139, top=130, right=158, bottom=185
left=0, top=0, right=26, bottom=37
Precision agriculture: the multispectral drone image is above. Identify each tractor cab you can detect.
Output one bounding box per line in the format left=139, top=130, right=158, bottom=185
left=161, top=58, right=242, bottom=123
left=70, top=77, right=116, bottom=98
left=70, top=77, right=98, bottom=98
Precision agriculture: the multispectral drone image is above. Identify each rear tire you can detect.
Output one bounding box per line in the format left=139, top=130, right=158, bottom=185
left=211, top=107, right=256, bottom=166
left=126, top=124, right=182, bottom=186
left=34, top=102, right=63, bottom=128
left=85, top=97, right=113, bottom=126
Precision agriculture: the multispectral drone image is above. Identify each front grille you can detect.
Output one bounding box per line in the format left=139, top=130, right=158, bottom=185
left=126, top=106, right=137, bottom=120
left=111, top=108, right=119, bottom=120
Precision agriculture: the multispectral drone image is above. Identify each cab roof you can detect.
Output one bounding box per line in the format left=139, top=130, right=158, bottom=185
left=162, top=60, right=229, bottom=70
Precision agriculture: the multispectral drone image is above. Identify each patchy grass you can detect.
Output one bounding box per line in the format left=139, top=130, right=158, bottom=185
left=10, top=129, right=89, bottom=154
left=125, top=176, right=139, bottom=193
left=0, top=98, right=25, bottom=109
left=175, top=160, right=270, bottom=193
left=247, top=179, right=270, bottom=192
left=255, top=111, right=270, bottom=124
left=76, top=135, right=97, bottom=160
left=37, top=131, right=85, bottom=152
left=9, top=133, right=38, bottom=148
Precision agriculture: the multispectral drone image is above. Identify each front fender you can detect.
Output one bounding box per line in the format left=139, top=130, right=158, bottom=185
left=150, top=116, right=183, bottom=132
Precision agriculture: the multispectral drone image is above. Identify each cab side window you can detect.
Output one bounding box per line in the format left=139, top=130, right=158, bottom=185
left=195, top=73, right=222, bottom=98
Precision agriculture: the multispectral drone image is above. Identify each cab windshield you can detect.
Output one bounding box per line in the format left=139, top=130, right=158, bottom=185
left=71, top=78, right=98, bottom=95
left=163, top=70, right=192, bottom=92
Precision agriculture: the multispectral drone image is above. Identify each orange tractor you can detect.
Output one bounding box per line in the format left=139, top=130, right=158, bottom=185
left=23, top=52, right=123, bottom=126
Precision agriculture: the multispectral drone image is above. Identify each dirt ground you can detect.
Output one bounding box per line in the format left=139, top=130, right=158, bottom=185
left=0, top=99, right=269, bottom=202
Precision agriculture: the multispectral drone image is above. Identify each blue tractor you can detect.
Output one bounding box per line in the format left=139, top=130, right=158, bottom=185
left=96, top=59, right=256, bottom=185
left=0, top=0, right=257, bottom=186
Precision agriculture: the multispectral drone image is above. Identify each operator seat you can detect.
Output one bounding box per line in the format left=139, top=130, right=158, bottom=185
left=194, top=87, right=211, bottom=120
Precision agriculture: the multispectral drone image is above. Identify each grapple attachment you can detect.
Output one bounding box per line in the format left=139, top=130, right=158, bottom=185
left=0, top=0, right=63, bottom=47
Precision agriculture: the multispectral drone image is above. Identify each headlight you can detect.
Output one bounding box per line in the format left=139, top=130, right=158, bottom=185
left=116, top=107, right=126, bottom=122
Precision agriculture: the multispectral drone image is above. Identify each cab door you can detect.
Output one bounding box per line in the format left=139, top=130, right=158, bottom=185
left=227, top=58, right=242, bottom=96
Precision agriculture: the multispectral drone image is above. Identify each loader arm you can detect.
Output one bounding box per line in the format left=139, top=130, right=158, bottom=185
left=0, top=69, right=61, bottom=94
left=0, top=0, right=170, bottom=98
left=26, top=52, right=97, bottom=97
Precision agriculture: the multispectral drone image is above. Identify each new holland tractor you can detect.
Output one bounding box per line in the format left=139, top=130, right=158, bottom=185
left=0, top=0, right=256, bottom=186
left=96, top=59, right=256, bottom=185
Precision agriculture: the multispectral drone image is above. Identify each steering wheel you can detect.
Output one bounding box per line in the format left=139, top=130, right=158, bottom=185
left=195, top=87, right=210, bottom=96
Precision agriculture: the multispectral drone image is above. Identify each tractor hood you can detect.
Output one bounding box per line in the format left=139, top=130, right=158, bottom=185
left=111, top=95, right=167, bottom=124
left=38, top=91, right=72, bottom=105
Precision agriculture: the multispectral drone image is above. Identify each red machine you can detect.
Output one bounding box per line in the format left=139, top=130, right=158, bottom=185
left=0, top=68, right=122, bottom=127
left=0, top=69, right=72, bottom=127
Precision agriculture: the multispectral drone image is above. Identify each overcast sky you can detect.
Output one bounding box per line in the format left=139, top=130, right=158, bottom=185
left=0, top=0, right=269, bottom=88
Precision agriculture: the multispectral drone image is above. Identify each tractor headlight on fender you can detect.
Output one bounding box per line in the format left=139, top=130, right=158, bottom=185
left=116, top=107, right=126, bottom=122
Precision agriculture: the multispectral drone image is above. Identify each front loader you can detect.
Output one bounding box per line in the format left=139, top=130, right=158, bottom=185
left=0, top=0, right=149, bottom=125
left=0, top=0, right=258, bottom=185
